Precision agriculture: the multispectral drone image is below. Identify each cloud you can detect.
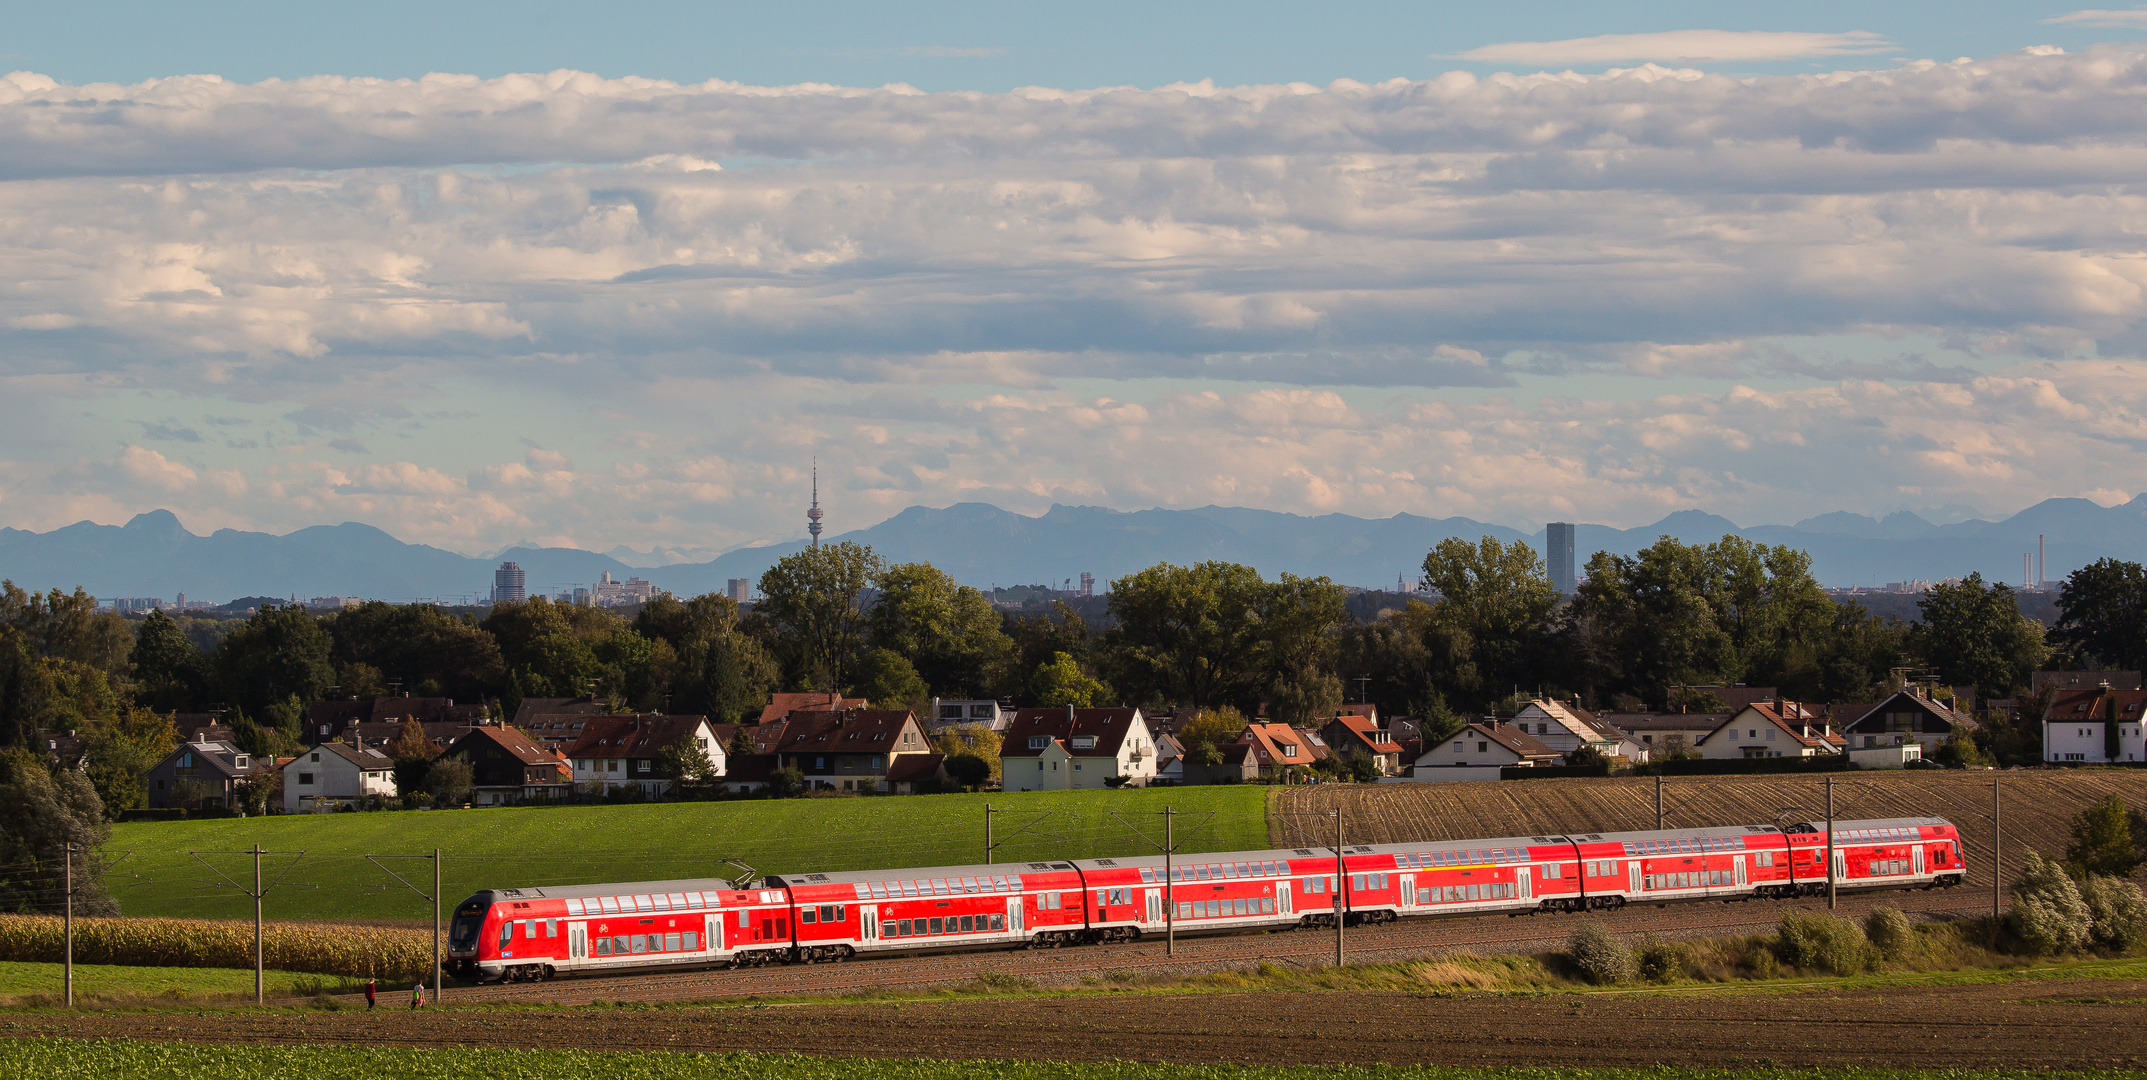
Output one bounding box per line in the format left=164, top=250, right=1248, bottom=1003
left=1443, top=30, right=1895, bottom=66
left=2045, top=9, right=2147, bottom=26
left=901, top=46, right=1008, bottom=58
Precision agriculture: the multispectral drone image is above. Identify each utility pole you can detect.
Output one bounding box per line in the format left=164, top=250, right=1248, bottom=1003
left=190, top=846, right=292, bottom=1006
left=1165, top=808, right=1175, bottom=956
left=62, top=844, right=73, bottom=1008
left=433, top=848, right=442, bottom=1006
left=1654, top=774, right=1663, bottom=829
left=984, top=804, right=992, bottom=866
left=1333, top=811, right=1345, bottom=968
left=1824, top=776, right=1836, bottom=910
left=1993, top=777, right=2002, bottom=921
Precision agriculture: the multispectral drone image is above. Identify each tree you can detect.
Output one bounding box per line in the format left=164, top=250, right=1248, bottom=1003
left=636, top=593, right=781, bottom=721
left=655, top=738, right=715, bottom=783
left=1030, top=652, right=1108, bottom=708
left=850, top=648, right=929, bottom=709
left=1564, top=745, right=1609, bottom=769
left=1912, top=574, right=2047, bottom=697
left=2065, top=795, right=2147, bottom=879
left=756, top=541, right=885, bottom=690
left=936, top=724, right=1003, bottom=785
left=766, top=767, right=807, bottom=798
left=0, top=583, right=134, bottom=675
left=213, top=604, right=334, bottom=717
left=1665, top=687, right=1729, bottom=713
left=1418, top=536, right=1556, bottom=707
left=82, top=705, right=179, bottom=816
left=130, top=608, right=205, bottom=711
left=1005, top=602, right=1093, bottom=699
left=0, top=749, right=117, bottom=915
left=1343, top=750, right=1380, bottom=782
left=1104, top=562, right=1345, bottom=711
left=726, top=725, right=756, bottom=760
left=2052, top=559, right=2147, bottom=672
left=423, top=757, right=475, bottom=806
left=387, top=717, right=438, bottom=797
left=1178, top=706, right=1249, bottom=757
left=1334, top=603, right=1442, bottom=720
left=869, top=563, right=1013, bottom=699
left=234, top=769, right=282, bottom=816
left=943, top=753, right=990, bottom=791
left=327, top=601, right=507, bottom=701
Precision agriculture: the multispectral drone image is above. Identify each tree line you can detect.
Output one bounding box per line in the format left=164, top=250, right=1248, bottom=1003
left=3, top=534, right=2143, bottom=821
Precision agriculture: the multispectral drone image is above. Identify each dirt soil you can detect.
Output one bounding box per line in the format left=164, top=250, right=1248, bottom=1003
left=6, top=976, right=2143, bottom=1069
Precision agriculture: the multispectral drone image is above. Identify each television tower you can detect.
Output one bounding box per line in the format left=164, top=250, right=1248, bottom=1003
left=807, top=459, right=824, bottom=548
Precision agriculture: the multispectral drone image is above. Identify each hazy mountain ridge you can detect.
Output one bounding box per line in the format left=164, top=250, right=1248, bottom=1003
left=5, top=496, right=2146, bottom=603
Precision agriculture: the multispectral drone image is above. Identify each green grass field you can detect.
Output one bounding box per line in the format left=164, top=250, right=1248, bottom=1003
left=0, top=961, right=346, bottom=1002
left=2, top=1042, right=2134, bottom=1080
left=104, top=787, right=1271, bottom=922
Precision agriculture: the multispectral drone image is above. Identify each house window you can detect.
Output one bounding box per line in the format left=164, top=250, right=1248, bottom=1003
left=234, top=756, right=248, bottom=767
left=1072, top=736, right=1096, bottom=749
left=1029, top=737, right=1047, bottom=749
left=1477, top=741, right=1488, bottom=753
left=637, top=761, right=651, bottom=772
left=606, top=760, right=620, bottom=773
left=814, top=756, right=826, bottom=769
left=309, top=753, right=320, bottom=763
left=298, top=773, right=315, bottom=785
left=1283, top=745, right=1296, bottom=758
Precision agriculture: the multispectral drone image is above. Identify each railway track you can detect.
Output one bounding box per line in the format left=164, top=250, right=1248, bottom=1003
left=434, top=883, right=1992, bottom=1007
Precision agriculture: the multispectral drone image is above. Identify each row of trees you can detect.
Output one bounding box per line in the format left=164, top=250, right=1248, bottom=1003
left=0, top=534, right=2135, bottom=812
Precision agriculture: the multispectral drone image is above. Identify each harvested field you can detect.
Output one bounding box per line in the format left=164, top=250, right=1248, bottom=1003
left=10, top=973, right=2147, bottom=1069
left=1271, top=771, right=2147, bottom=887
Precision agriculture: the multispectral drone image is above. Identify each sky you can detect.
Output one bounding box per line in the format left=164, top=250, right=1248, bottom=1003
left=4, top=3, right=2147, bottom=558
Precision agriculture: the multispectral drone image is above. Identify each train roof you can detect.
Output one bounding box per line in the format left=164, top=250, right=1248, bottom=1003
left=767, top=861, right=1079, bottom=888
left=1793, top=816, right=1953, bottom=835
left=483, top=876, right=752, bottom=901
left=1582, top=823, right=1783, bottom=845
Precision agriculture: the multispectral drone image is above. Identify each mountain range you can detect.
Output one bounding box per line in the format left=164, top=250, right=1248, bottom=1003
left=5, top=496, right=2146, bottom=604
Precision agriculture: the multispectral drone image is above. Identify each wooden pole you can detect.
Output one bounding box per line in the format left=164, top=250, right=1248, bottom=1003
left=433, top=849, right=442, bottom=1005
left=984, top=804, right=992, bottom=866
left=1993, top=777, right=2002, bottom=922
left=253, top=845, right=264, bottom=1005
left=1654, top=774, right=1663, bottom=829
left=1333, top=811, right=1345, bottom=968
left=62, top=844, right=73, bottom=1008
left=1164, top=808, right=1175, bottom=956
left=1824, top=776, right=1836, bottom=910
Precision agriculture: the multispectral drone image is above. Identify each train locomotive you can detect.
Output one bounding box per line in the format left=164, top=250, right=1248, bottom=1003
left=444, top=814, right=1965, bottom=983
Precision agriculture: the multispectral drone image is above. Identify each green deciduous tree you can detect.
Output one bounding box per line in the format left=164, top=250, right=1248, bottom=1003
left=213, top=604, right=334, bottom=717
left=1103, top=562, right=1346, bottom=712
left=2065, top=795, right=2147, bottom=880
left=1030, top=651, right=1108, bottom=708
left=943, top=753, right=990, bottom=792
left=935, top=724, right=1002, bottom=786
left=1911, top=573, right=2047, bottom=697
left=82, top=705, right=179, bottom=816
left=0, top=748, right=116, bottom=915
left=756, top=541, right=885, bottom=691
left=129, top=608, right=206, bottom=712
left=1418, top=536, right=1556, bottom=707
left=326, top=602, right=506, bottom=701
left=635, top=594, right=780, bottom=723
left=868, top=563, right=1012, bottom=699
left=655, top=737, right=715, bottom=783
left=2052, top=559, right=2147, bottom=672
left=850, top=647, right=928, bottom=709
left=423, top=757, right=475, bottom=806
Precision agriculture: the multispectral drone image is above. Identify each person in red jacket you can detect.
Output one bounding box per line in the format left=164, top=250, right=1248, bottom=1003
left=364, top=978, right=377, bottom=1010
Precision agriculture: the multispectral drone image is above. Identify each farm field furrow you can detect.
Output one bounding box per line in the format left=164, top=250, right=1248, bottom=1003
left=12, top=976, right=2147, bottom=1069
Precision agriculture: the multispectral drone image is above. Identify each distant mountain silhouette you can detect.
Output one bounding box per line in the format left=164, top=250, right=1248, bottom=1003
left=5, top=496, right=2145, bottom=602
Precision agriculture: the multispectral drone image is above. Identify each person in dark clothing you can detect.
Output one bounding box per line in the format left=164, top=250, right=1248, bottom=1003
left=365, top=978, right=377, bottom=1010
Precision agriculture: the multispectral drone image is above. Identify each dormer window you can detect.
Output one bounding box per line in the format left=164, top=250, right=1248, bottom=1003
left=1029, top=736, right=1048, bottom=749
left=1283, top=745, right=1297, bottom=758
left=1072, top=736, right=1097, bottom=749
left=235, top=756, right=248, bottom=768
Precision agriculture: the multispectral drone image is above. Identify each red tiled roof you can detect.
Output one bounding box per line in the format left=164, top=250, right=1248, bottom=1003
left=1239, top=722, right=1328, bottom=766
left=561, top=715, right=711, bottom=759
left=1466, top=721, right=1560, bottom=759
left=446, top=725, right=563, bottom=766
left=1001, top=708, right=1144, bottom=758
left=1327, top=713, right=1403, bottom=755
left=885, top=754, right=945, bottom=783
left=758, top=692, right=867, bottom=725
left=775, top=710, right=919, bottom=754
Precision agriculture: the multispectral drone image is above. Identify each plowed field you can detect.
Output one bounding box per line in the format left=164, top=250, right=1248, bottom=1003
left=12, top=975, right=2147, bottom=1069
left=1271, top=771, right=2147, bottom=887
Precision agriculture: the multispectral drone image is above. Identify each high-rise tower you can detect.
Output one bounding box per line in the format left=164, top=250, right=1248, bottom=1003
left=1546, top=522, right=1577, bottom=596
left=807, top=460, right=824, bottom=548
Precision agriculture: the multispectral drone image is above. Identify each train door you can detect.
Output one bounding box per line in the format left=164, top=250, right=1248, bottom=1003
left=1516, top=870, right=1529, bottom=901
left=1833, top=850, right=1847, bottom=885
left=1009, top=896, right=1024, bottom=932
left=1279, top=886, right=1292, bottom=915
left=1734, top=855, right=1747, bottom=887
left=1145, top=890, right=1160, bottom=924
left=1399, top=874, right=1414, bottom=911
left=1913, top=846, right=1925, bottom=875
left=1628, top=861, right=1642, bottom=895
left=568, top=923, right=587, bottom=960
left=863, top=910, right=876, bottom=941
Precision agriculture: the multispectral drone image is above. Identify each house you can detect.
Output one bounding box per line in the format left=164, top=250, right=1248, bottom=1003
left=1833, top=690, right=1977, bottom=753
left=1319, top=714, right=1405, bottom=775
left=437, top=725, right=573, bottom=806
left=1509, top=699, right=1641, bottom=761
left=146, top=738, right=269, bottom=809
left=757, top=691, right=868, bottom=725
left=1187, top=742, right=1260, bottom=784
left=999, top=706, right=1158, bottom=791
left=1666, top=685, right=1782, bottom=711
left=1153, top=733, right=1187, bottom=785
left=2042, top=686, right=2147, bottom=764
left=735, top=720, right=789, bottom=755
left=929, top=698, right=1010, bottom=731
left=1413, top=721, right=1563, bottom=771
left=341, top=719, right=473, bottom=755
left=2032, top=671, right=2143, bottom=696
left=1597, top=713, right=1728, bottom=759
left=43, top=731, right=87, bottom=772
left=769, top=709, right=935, bottom=792
left=172, top=716, right=232, bottom=743
left=1238, top=722, right=1329, bottom=778
left=305, top=696, right=486, bottom=745
left=561, top=714, right=724, bottom=796
left=721, top=753, right=782, bottom=794
left=1694, top=702, right=1845, bottom=759
left=885, top=753, right=948, bottom=794
left=282, top=739, right=397, bottom=812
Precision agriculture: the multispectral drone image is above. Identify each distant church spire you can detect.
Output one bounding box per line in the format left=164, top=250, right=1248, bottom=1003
left=807, top=458, right=824, bottom=548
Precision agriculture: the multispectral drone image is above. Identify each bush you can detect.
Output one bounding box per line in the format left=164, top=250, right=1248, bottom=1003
left=2080, top=875, right=2147, bottom=953
left=2007, top=850, right=2092, bottom=956
left=1863, top=906, right=1914, bottom=962
left=1565, top=921, right=1636, bottom=985
left=1635, top=937, right=1682, bottom=983
left=1775, top=912, right=1870, bottom=975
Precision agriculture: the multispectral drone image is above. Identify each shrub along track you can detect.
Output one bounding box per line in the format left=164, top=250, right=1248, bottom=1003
left=9, top=974, right=2146, bottom=1069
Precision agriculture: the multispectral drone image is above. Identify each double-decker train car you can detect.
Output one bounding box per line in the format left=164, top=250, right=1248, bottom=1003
left=441, top=814, right=1968, bottom=983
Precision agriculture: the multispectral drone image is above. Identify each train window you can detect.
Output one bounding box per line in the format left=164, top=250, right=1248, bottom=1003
left=776, top=919, right=788, bottom=936
left=1176, top=902, right=1191, bottom=918
left=684, top=931, right=700, bottom=950
left=802, top=909, right=817, bottom=924
left=929, top=917, right=944, bottom=934
left=598, top=897, right=618, bottom=914
left=992, top=914, right=1007, bottom=930
left=662, top=933, right=679, bottom=951
left=651, top=896, right=670, bottom=913
left=1140, top=868, right=1156, bottom=883
left=545, top=920, right=557, bottom=937
left=957, top=915, right=971, bottom=932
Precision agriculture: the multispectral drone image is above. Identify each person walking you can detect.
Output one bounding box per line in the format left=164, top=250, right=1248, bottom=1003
left=365, top=978, right=377, bottom=1010
left=411, top=980, right=424, bottom=1010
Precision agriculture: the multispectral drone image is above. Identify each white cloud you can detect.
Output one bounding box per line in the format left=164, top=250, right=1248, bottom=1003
left=1443, top=30, right=1895, bottom=66
left=2045, top=9, right=2147, bottom=27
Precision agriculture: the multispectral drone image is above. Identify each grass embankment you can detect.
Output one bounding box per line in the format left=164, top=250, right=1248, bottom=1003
left=5, top=1041, right=2138, bottom=1080
left=104, top=787, right=1271, bottom=922
left=0, top=962, right=357, bottom=1006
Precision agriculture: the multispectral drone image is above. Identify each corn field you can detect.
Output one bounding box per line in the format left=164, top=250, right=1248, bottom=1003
left=0, top=916, right=435, bottom=982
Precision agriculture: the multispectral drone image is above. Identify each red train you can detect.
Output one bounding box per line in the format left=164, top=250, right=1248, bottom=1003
left=444, top=814, right=1965, bottom=983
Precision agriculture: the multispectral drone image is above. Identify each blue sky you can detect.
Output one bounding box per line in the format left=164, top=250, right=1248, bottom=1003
left=3, top=4, right=2147, bottom=558
left=6, top=1, right=2136, bottom=89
